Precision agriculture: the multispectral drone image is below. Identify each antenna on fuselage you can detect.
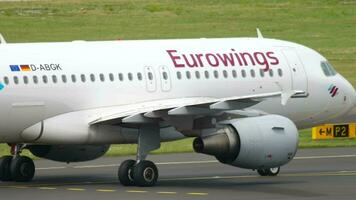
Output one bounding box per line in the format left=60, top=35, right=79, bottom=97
left=0, top=33, right=7, bottom=44
left=256, top=28, right=264, bottom=39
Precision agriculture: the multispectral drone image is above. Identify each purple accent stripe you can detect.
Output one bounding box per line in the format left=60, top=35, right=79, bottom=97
left=330, top=86, right=336, bottom=94
left=332, top=88, right=339, bottom=97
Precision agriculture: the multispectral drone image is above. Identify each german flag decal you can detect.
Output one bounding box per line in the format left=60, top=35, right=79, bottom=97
left=20, top=65, right=31, bottom=71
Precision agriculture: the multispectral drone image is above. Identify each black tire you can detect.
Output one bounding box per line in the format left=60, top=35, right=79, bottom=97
left=0, top=156, right=13, bottom=181
left=257, top=167, right=280, bottom=176
left=257, top=169, right=269, bottom=176
left=10, top=156, right=35, bottom=182
left=118, top=159, right=136, bottom=186
left=133, top=160, right=158, bottom=187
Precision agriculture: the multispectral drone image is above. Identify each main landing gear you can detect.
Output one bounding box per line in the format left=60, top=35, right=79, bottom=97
left=118, top=124, right=160, bottom=187
left=0, top=144, right=35, bottom=182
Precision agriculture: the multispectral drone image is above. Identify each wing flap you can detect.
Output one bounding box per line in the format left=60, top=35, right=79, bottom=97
left=89, top=91, right=300, bottom=126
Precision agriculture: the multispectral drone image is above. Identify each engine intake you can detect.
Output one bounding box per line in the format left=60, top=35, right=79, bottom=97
left=193, top=115, right=298, bottom=169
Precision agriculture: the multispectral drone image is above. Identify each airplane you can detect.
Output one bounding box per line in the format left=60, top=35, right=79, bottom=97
left=0, top=30, right=355, bottom=186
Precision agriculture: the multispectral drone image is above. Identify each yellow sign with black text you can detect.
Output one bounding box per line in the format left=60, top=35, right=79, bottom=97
left=312, top=124, right=356, bottom=140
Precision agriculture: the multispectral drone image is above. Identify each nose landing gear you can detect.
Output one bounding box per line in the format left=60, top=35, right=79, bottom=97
left=0, top=144, right=35, bottom=182
left=257, top=167, right=280, bottom=176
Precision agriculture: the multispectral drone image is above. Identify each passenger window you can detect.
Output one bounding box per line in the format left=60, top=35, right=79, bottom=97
left=52, top=75, right=57, bottom=83
left=109, top=73, right=114, bottom=81
left=33, top=76, right=38, bottom=84
left=13, top=76, right=19, bottom=84
left=118, top=73, right=124, bottom=81
left=232, top=70, right=237, bottom=78
left=241, top=70, right=246, bottom=78
left=90, top=74, right=95, bottom=82
left=23, top=76, right=29, bottom=84
left=71, top=74, right=76, bottom=83
left=4, top=77, right=9, bottom=85
left=147, top=72, right=153, bottom=81
left=137, top=73, right=143, bottom=81
left=100, top=73, right=105, bottom=82
left=128, top=73, right=133, bottom=81
left=278, top=69, right=283, bottom=77
left=321, top=61, right=337, bottom=76
left=162, top=72, right=168, bottom=80
left=195, top=71, right=200, bottom=79
left=177, top=71, right=182, bottom=80
left=42, top=75, right=48, bottom=84
left=204, top=71, right=209, bottom=79
left=214, top=70, right=219, bottom=78
left=223, top=70, right=228, bottom=78
left=250, top=69, right=255, bottom=78
left=269, top=69, right=274, bottom=77
left=186, top=71, right=191, bottom=79
left=62, top=75, right=67, bottom=83
left=259, top=69, right=265, bottom=77
left=81, top=74, right=86, bottom=82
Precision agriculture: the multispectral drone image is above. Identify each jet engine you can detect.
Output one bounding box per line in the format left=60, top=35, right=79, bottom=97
left=27, top=144, right=110, bottom=163
left=193, top=115, right=298, bottom=169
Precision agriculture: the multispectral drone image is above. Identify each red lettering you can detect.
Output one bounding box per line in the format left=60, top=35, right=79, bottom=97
left=239, top=52, right=256, bottom=66
left=216, top=53, right=235, bottom=66
left=266, top=52, right=279, bottom=65
left=166, top=50, right=185, bottom=68
left=195, top=54, right=205, bottom=67
left=166, top=49, right=280, bottom=71
left=183, top=54, right=198, bottom=67
left=231, top=48, right=243, bottom=66
left=254, top=52, right=269, bottom=71
left=205, top=53, right=219, bottom=67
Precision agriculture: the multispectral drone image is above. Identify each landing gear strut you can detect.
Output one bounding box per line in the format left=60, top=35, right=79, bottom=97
left=118, top=124, right=160, bottom=187
left=257, top=167, right=280, bottom=176
left=0, top=144, right=35, bottom=182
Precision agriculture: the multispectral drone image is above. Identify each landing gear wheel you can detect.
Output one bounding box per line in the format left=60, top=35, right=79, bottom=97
left=257, top=167, right=280, bottom=176
left=118, top=159, right=136, bottom=186
left=10, top=156, right=35, bottom=182
left=133, top=160, right=158, bottom=187
left=0, top=156, right=13, bottom=181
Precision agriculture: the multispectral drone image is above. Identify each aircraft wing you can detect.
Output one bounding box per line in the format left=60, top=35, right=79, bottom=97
left=89, top=90, right=302, bottom=127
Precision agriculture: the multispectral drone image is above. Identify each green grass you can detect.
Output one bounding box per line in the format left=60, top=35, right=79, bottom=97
left=0, top=0, right=355, bottom=157
left=0, top=0, right=355, bottom=87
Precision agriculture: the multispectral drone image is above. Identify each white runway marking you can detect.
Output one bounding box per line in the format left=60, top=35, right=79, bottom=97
left=35, top=154, right=356, bottom=170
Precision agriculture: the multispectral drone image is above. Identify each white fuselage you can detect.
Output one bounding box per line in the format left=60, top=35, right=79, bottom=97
left=0, top=38, right=354, bottom=144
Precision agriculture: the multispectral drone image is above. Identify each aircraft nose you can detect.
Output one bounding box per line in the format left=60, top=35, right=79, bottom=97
left=341, top=76, right=356, bottom=110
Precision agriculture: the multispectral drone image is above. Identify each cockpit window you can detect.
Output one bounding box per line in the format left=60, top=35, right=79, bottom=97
left=321, top=61, right=337, bottom=77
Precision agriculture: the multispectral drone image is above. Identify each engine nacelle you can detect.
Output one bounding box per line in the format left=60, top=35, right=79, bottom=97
left=193, top=115, right=298, bottom=169
left=27, top=144, right=110, bottom=162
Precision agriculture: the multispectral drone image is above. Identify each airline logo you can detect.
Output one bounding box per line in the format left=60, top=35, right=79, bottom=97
left=166, top=49, right=279, bottom=71
left=0, top=82, right=4, bottom=91
left=9, top=64, right=62, bottom=72
left=328, top=84, right=339, bottom=97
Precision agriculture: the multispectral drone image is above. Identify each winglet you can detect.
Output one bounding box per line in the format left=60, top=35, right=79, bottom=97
left=256, top=28, right=263, bottom=39
left=0, top=33, right=7, bottom=44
